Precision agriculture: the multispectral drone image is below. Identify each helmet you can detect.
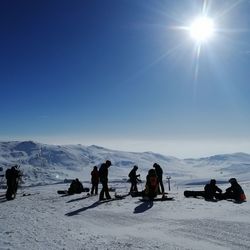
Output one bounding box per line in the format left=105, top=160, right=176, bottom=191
left=133, top=165, right=138, bottom=170
left=229, top=178, right=237, bottom=183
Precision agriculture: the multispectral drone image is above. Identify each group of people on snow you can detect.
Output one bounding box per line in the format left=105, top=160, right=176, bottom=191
left=88, top=160, right=166, bottom=201
left=4, top=161, right=247, bottom=203
left=186, top=178, right=246, bottom=202
left=88, top=160, right=246, bottom=202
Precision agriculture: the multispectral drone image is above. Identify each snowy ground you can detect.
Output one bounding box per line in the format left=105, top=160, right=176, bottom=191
left=1, top=181, right=250, bottom=250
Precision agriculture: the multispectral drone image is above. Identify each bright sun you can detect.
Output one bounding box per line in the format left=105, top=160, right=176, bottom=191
left=189, top=16, right=214, bottom=43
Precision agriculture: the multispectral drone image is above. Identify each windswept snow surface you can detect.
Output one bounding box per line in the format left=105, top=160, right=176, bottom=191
left=1, top=141, right=250, bottom=249
left=0, top=182, right=250, bottom=250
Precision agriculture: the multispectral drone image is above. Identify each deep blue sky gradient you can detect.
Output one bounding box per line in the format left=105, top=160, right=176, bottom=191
left=1, top=0, right=250, bottom=157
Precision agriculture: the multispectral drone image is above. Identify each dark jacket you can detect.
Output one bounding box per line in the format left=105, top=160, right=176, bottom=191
left=129, top=169, right=140, bottom=183
left=154, top=165, right=163, bottom=180
left=99, top=163, right=109, bottom=183
left=204, top=183, right=222, bottom=198
left=145, top=169, right=159, bottom=197
left=68, top=179, right=84, bottom=194
left=91, top=169, right=99, bottom=185
left=226, top=182, right=245, bottom=201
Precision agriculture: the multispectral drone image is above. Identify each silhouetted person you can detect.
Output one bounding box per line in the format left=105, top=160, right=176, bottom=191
left=222, top=178, right=246, bottom=202
left=143, top=169, right=159, bottom=199
left=5, top=165, right=21, bottom=200
left=204, top=179, right=222, bottom=200
left=128, top=165, right=140, bottom=193
left=91, top=166, right=99, bottom=195
left=153, top=163, right=165, bottom=195
left=68, top=178, right=84, bottom=195
left=99, top=160, right=112, bottom=201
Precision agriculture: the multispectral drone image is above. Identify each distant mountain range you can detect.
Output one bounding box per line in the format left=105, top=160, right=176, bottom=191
left=0, top=140, right=250, bottom=186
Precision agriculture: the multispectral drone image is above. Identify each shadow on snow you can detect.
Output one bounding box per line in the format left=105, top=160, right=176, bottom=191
left=65, top=198, right=119, bottom=216
left=133, top=200, right=154, bottom=214
left=66, top=195, right=90, bottom=203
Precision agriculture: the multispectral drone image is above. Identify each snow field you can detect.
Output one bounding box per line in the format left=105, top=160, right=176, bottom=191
left=1, top=182, right=250, bottom=250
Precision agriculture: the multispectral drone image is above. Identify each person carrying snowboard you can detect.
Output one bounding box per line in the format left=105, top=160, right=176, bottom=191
left=222, top=178, right=246, bottom=202
left=143, top=169, right=159, bottom=200
left=91, top=166, right=99, bottom=195
left=99, top=160, right=112, bottom=201
left=204, top=179, right=222, bottom=200
left=128, top=165, right=141, bottom=194
left=153, top=163, right=165, bottom=196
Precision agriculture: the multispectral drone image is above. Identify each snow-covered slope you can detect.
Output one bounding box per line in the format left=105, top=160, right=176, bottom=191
left=0, top=141, right=250, bottom=186
left=1, top=182, right=250, bottom=250
left=1, top=141, right=250, bottom=250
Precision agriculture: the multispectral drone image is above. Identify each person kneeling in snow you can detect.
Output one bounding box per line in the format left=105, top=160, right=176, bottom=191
left=221, top=178, right=246, bottom=202
left=143, top=169, right=159, bottom=200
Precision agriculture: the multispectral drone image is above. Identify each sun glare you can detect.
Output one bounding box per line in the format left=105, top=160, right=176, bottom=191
left=189, top=16, right=214, bottom=43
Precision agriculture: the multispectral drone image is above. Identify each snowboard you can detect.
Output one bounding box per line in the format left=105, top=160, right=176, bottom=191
left=57, top=187, right=90, bottom=195
left=184, top=190, right=205, bottom=198
left=131, top=191, right=170, bottom=197
left=140, top=197, right=174, bottom=202
left=98, top=197, right=124, bottom=202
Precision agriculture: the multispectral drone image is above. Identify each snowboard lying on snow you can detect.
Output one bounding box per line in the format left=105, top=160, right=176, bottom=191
left=57, top=188, right=90, bottom=195
left=57, top=187, right=115, bottom=195
left=140, top=196, right=174, bottom=202
left=184, top=190, right=205, bottom=198
left=131, top=191, right=170, bottom=197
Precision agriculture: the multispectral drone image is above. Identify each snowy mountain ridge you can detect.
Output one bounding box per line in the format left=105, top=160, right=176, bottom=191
left=0, top=140, right=250, bottom=186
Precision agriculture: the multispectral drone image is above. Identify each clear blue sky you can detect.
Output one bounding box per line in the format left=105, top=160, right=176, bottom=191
left=1, top=0, right=250, bottom=157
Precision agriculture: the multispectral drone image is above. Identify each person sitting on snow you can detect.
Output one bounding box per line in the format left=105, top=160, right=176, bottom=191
left=204, top=179, right=222, bottom=200
left=68, top=178, right=84, bottom=195
left=143, top=169, right=159, bottom=200
left=222, top=178, right=246, bottom=202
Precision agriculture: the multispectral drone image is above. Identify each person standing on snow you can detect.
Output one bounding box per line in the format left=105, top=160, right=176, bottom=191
left=128, top=165, right=141, bottom=193
left=5, top=165, right=22, bottom=200
left=98, top=160, right=112, bottom=201
left=153, top=163, right=165, bottom=196
left=91, top=166, right=99, bottom=195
